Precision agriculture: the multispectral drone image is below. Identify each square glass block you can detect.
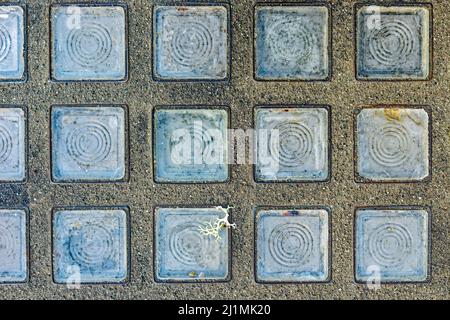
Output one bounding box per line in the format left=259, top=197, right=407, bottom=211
left=356, top=108, right=429, bottom=181
left=154, top=108, right=228, bottom=183
left=256, top=209, right=329, bottom=283
left=153, top=6, right=229, bottom=80
left=155, top=207, right=230, bottom=282
left=0, top=6, right=25, bottom=81
left=51, top=106, right=126, bottom=182
left=255, top=107, right=329, bottom=182
left=0, top=209, right=27, bottom=283
left=355, top=209, right=429, bottom=283
left=356, top=6, right=430, bottom=80
left=53, top=209, right=128, bottom=284
left=51, top=5, right=127, bottom=81
left=0, top=108, right=26, bottom=182
left=255, top=5, right=330, bottom=80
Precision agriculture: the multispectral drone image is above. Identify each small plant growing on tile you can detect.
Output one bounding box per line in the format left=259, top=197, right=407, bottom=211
left=198, top=206, right=236, bottom=241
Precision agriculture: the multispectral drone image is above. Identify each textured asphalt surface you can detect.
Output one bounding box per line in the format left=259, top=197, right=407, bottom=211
left=0, top=0, right=448, bottom=299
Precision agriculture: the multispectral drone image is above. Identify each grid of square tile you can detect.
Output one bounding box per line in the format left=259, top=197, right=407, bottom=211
left=0, top=1, right=447, bottom=299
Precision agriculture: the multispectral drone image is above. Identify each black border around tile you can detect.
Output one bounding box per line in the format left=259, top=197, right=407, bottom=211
left=0, top=104, right=29, bottom=184
left=152, top=105, right=232, bottom=184
left=48, top=104, right=131, bottom=184
left=253, top=205, right=333, bottom=284
left=152, top=204, right=233, bottom=283
left=352, top=205, right=432, bottom=284
left=253, top=1, right=333, bottom=82
left=48, top=2, right=129, bottom=83
left=252, top=104, right=333, bottom=184
left=0, top=2, right=28, bottom=84
left=151, top=2, right=232, bottom=83
left=353, top=2, right=433, bottom=82
left=50, top=205, right=131, bottom=285
left=353, top=105, right=432, bottom=184
left=0, top=207, right=30, bottom=285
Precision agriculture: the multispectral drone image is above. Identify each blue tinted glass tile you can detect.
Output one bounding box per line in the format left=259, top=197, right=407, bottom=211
left=355, top=209, right=429, bottom=282
left=0, top=107, right=26, bottom=182
left=0, top=6, right=25, bottom=81
left=51, top=5, right=127, bottom=81
left=256, top=209, right=329, bottom=283
left=356, top=6, right=430, bottom=80
left=357, top=108, right=429, bottom=181
left=255, top=5, right=330, bottom=80
left=0, top=209, right=27, bottom=283
left=155, top=207, right=230, bottom=282
left=51, top=106, right=126, bottom=182
left=154, top=6, right=229, bottom=80
left=255, top=107, right=329, bottom=182
left=53, top=209, right=128, bottom=284
left=154, top=108, right=228, bottom=183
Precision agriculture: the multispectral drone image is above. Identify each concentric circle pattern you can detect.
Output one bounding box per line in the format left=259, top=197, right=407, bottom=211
left=66, top=23, right=113, bottom=67
left=368, top=223, right=412, bottom=267
left=0, top=223, right=17, bottom=261
left=68, top=224, right=115, bottom=267
left=267, top=19, right=315, bottom=64
left=169, top=222, right=212, bottom=266
left=269, top=223, right=314, bottom=267
left=0, top=24, right=11, bottom=63
left=269, top=121, right=313, bottom=167
left=368, top=123, right=412, bottom=167
left=66, top=122, right=112, bottom=166
left=170, top=21, right=214, bottom=67
left=368, top=21, right=415, bottom=66
left=0, top=124, right=13, bottom=164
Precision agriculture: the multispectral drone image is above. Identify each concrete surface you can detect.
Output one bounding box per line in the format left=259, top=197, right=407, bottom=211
left=0, top=0, right=448, bottom=299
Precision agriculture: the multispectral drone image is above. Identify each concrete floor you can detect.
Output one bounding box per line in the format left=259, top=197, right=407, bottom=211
left=0, top=0, right=448, bottom=299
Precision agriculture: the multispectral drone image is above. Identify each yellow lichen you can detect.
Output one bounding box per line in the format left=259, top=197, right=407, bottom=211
left=384, top=108, right=401, bottom=121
